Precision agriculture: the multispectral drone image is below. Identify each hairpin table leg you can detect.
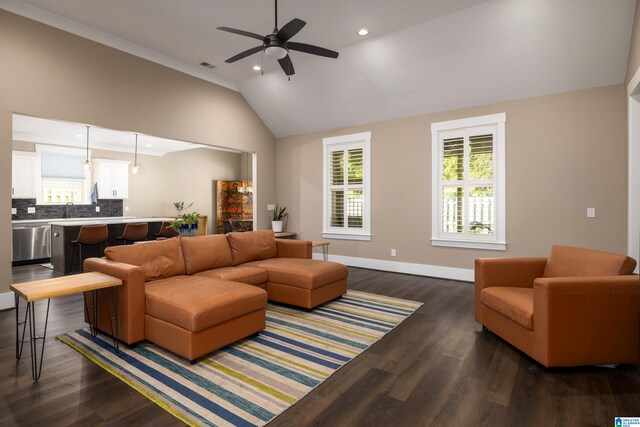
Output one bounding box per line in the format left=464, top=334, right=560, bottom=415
left=27, top=299, right=51, bottom=381
left=15, top=294, right=30, bottom=360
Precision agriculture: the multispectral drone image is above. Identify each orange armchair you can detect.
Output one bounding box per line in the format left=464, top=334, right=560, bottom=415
left=475, top=245, right=639, bottom=367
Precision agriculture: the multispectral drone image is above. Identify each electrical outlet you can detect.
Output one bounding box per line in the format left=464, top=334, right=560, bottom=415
left=587, top=207, right=596, bottom=218
left=125, top=206, right=130, bottom=212
left=11, top=208, right=16, bottom=215
left=27, top=207, right=35, bottom=214
left=391, top=249, right=397, bottom=257
left=95, top=206, right=100, bottom=212
left=267, top=204, right=275, bottom=211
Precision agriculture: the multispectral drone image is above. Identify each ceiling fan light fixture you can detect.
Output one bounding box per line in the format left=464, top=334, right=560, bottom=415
left=265, top=45, right=288, bottom=60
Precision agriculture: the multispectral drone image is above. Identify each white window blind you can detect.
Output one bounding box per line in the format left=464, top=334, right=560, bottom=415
left=431, top=114, right=506, bottom=250
left=323, top=132, right=371, bottom=241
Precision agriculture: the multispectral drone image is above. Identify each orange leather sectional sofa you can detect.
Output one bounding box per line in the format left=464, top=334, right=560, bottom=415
left=84, top=230, right=348, bottom=361
left=475, top=245, right=639, bottom=367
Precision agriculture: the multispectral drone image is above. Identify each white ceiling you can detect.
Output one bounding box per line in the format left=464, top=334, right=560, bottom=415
left=12, top=114, right=242, bottom=156
left=1, top=0, right=637, bottom=137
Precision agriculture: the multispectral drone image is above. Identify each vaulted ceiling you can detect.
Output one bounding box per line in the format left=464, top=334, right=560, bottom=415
left=1, top=0, right=636, bottom=137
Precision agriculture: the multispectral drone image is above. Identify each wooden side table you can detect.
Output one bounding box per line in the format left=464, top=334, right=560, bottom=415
left=11, top=272, right=123, bottom=380
left=274, top=232, right=297, bottom=239
left=312, top=241, right=330, bottom=261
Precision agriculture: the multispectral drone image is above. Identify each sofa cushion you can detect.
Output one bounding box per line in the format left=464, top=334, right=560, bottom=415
left=243, top=258, right=348, bottom=290
left=480, top=287, right=534, bottom=330
left=226, top=230, right=278, bottom=266
left=543, top=245, right=637, bottom=278
left=105, top=238, right=185, bottom=281
left=195, top=266, right=268, bottom=286
left=181, top=235, right=233, bottom=274
left=145, top=275, right=267, bottom=332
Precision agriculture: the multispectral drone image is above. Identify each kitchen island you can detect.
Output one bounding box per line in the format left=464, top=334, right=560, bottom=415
left=50, top=217, right=174, bottom=274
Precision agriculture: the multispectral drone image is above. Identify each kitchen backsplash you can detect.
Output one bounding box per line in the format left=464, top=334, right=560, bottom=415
left=12, top=198, right=123, bottom=220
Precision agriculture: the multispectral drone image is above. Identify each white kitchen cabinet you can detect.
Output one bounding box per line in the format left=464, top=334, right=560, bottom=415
left=93, top=159, right=129, bottom=199
left=12, top=151, right=39, bottom=198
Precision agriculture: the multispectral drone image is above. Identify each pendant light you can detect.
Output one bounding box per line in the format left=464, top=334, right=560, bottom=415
left=84, top=126, right=91, bottom=171
left=132, top=133, right=139, bottom=175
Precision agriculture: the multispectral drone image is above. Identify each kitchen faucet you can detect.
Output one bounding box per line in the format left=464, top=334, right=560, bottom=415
left=64, top=202, right=76, bottom=219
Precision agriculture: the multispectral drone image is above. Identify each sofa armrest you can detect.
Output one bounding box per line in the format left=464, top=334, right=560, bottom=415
left=83, top=257, right=146, bottom=344
left=475, top=257, right=546, bottom=322
left=276, top=239, right=312, bottom=259
left=532, top=275, right=640, bottom=366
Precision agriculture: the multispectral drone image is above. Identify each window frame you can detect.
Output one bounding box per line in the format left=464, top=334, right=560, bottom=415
left=431, top=113, right=506, bottom=251
left=322, top=131, right=371, bottom=241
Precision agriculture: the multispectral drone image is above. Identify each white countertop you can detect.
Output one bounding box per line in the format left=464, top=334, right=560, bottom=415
left=49, top=217, right=175, bottom=226
left=11, top=217, right=174, bottom=226
left=12, top=216, right=136, bottom=225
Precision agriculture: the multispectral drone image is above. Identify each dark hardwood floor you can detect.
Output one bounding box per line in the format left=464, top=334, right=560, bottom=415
left=1, top=265, right=639, bottom=426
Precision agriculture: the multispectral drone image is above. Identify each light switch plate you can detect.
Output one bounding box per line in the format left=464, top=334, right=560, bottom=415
left=27, top=207, right=35, bottom=214
left=267, top=204, right=275, bottom=211
left=11, top=208, right=17, bottom=215
left=587, top=207, right=596, bottom=218
left=125, top=206, right=130, bottom=212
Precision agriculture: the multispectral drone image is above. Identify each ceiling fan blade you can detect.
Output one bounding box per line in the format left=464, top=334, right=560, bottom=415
left=217, top=27, right=265, bottom=42
left=276, top=18, right=306, bottom=41
left=288, top=42, right=339, bottom=59
left=225, top=45, right=264, bottom=63
left=278, top=55, right=295, bottom=76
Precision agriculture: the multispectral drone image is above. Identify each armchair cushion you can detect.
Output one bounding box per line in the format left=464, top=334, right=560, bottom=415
left=480, top=287, right=534, bottom=330
left=543, top=245, right=637, bottom=278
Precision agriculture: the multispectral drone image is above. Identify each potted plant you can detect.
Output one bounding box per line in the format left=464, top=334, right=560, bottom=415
left=170, top=212, right=200, bottom=237
left=173, top=201, right=193, bottom=215
left=271, top=204, right=287, bottom=232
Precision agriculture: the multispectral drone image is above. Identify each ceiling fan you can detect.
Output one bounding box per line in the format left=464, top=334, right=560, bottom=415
left=217, top=0, right=339, bottom=78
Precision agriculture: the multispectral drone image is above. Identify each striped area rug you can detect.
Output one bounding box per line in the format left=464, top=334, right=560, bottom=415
left=58, top=290, right=422, bottom=426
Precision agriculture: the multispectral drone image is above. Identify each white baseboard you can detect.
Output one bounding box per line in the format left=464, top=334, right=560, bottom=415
left=312, top=253, right=473, bottom=282
left=0, top=291, right=15, bottom=310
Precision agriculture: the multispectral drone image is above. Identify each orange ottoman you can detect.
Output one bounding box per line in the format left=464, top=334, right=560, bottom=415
left=242, top=258, right=348, bottom=309
left=144, top=275, right=267, bottom=361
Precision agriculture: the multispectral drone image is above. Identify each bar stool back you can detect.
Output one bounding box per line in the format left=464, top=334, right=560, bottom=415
left=71, top=224, right=108, bottom=272
left=117, top=223, right=148, bottom=245
left=154, top=221, right=178, bottom=239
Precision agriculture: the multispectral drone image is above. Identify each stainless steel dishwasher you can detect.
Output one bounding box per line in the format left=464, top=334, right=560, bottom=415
left=12, top=222, right=51, bottom=262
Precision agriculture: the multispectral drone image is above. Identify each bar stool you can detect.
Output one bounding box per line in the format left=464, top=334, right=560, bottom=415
left=70, top=224, right=109, bottom=272
left=116, top=223, right=148, bottom=245
left=154, top=221, right=178, bottom=240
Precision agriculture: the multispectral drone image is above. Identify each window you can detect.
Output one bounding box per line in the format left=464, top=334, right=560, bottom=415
left=323, top=132, right=371, bottom=240
left=37, top=146, right=90, bottom=204
left=431, top=113, right=506, bottom=250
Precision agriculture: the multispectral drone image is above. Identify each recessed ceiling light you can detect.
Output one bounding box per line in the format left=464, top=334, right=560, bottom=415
left=145, top=143, right=153, bottom=147
left=357, top=28, right=369, bottom=36
left=253, top=65, right=261, bottom=71
left=75, top=133, right=84, bottom=138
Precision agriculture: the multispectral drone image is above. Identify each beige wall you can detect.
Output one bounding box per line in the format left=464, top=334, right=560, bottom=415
left=276, top=85, right=628, bottom=270
left=627, top=0, right=640, bottom=85
left=1, top=10, right=275, bottom=295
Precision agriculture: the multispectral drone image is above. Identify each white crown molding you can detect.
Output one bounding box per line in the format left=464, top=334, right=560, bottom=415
left=0, top=0, right=238, bottom=92
left=312, top=253, right=474, bottom=282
